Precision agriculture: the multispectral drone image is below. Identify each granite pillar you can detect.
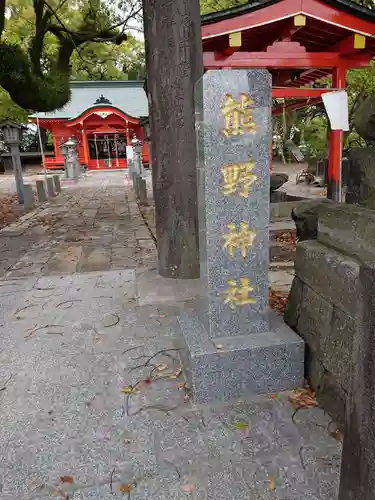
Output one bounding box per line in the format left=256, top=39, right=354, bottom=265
left=46, top=176, right=56, bottom=197
left=35, top=180, right=48, bottom=202
left=339, top=263, right=375, bottom=500
left=177, top=70, right=304, bottom=402
left=23, top=184, right=35, bottom=209
left=53, top=175, right=61, bottom=193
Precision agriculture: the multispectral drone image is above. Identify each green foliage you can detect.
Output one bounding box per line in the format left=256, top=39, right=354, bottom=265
left=0, top=0, right=143, bottom=113
left=200, top=0, right=247, bottom=14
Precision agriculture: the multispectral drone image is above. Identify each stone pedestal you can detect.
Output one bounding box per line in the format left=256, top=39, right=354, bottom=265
left=23, top=184, right=35, bottom=209
left=177, top=70, right=304, bottom=403
left=46, top=176, right=56, bottom=197
left=53, top=175, right=61, bottom=193
left=36, top=180, right=48, bottom=202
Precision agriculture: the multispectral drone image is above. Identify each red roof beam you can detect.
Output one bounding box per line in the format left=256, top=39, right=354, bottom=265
left=272, top=97, right=323, bottom=115
left=330, top=33, right=367, bottom=56
left=272, top=87, right=336, bottom=98
left=203, top=51, right=371, bottom=69
left=202, top=0, right=375, bottom=41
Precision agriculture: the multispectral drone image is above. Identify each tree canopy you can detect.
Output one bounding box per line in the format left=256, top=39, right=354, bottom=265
left=0, top=0, right=143, bottom=113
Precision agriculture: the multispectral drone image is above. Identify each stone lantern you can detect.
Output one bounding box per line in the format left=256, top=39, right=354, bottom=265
left=0, top=122, right=24, bottom=204
left=61, top=137, right=80, bottom=179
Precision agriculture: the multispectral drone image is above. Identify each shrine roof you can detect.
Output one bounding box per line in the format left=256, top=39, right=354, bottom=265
left=201, top=0, right=375, bottom=88
left=32, top=80, right=149, bottom=121
left=201, top=0, right=375, bottom=25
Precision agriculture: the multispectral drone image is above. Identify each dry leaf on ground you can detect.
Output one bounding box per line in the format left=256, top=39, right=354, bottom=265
left=275, top=231, right=297, bottom=249
left=156, top=363, right=168, bottom=372
left=181, top=481, right=195, bottom=493
left=234, top=422, right=249, bottom=430
left=289, top=387, right=318, bottom=409
left=269, top=288, right=288, bottom=315
left=60, top=476, right=74, bottom=484
left=269, top=477, right=276, bottom=490
left=119, top=483, right=136, bottom=494
left=121, top=386, right=140, bottom=394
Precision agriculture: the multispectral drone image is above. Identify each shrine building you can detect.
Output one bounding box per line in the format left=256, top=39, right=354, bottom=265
left=31, top=80, right=149, bottom=170
left=201, top=0, right=375, bottom=200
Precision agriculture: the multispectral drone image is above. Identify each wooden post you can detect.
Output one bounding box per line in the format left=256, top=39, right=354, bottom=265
left=327, top=66, right=346, bottom=202
left=339, top=263, right=375, bottom=500
left=82, top=127, right=89, bottom=166
left=143, top=0, right=203, bottom=279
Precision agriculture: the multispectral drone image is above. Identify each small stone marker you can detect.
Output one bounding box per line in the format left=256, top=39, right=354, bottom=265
left=53, top=174, right=61, bottom=193
left=46, top=176, right=56, bottom=197
left=339, top=263, right=375, bottom=500
left=23, top=184, right=35, bottom=209
left=35, top=179, right=48, bottom=202
left=132, top=173, right=140, bottom=196
left=138, top=178, right=148, bottom=205
left=177, top=69, right=304, bottom=402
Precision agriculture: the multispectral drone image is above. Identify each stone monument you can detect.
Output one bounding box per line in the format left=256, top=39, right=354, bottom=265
left=177, top=70, right=304, bottom=402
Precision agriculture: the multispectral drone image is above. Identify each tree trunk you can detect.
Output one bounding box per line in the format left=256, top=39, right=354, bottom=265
left=143, top=0, right=203, bottom=279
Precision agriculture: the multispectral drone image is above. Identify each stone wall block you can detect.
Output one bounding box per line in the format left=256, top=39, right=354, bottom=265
left=295, top=240, right=360, bottom=318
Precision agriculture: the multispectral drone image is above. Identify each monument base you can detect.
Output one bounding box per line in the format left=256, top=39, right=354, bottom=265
left=176, top=310, right=304, bottom=403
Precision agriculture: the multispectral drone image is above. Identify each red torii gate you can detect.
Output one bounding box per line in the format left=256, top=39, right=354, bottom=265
left=201, top=0, right=375, bottom=201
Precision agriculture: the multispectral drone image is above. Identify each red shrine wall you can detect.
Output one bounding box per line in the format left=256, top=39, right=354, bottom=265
left=37, top=107, right=149, bottom=170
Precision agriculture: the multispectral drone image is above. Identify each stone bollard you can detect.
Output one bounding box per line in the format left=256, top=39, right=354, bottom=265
left=46, top=176, right=56, bottom=197
left=132, top=173, right=140, bottom=196
left=138, top=178, right=148, bottom=206
left=23, top=184, right=35, bottom=209
left=339, top=263, right=375, bottom=500
left=53, top=174, right=61, bottom=193
left=35, top=179, right=48, bottom=202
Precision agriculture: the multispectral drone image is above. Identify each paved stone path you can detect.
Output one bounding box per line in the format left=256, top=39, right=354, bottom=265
left=0, top=172, right=341, bottom=499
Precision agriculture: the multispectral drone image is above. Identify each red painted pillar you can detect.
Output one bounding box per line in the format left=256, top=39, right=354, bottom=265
left=328, top=66, right=346, bottom=202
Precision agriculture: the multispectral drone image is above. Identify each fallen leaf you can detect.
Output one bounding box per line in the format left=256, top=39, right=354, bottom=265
left=269, top=288, right=289, bottom=315
left=181, top=481, right=195, bottom=493
left=174, top=367, right=182, bottom=377
left=156, top=363, right=168, bottom=372
left=60, top=476, right=74, bottom=484
left=289, top=387, right=318, bottom=409
left=121, top=386, right=139, bottom=394
left=234, top=422, right=249, bottom=430
left=177, top=383, right=185, bottom=390
left=119, top=483, right=136, bottom=494
left=269, top=477, right=276, bottom=490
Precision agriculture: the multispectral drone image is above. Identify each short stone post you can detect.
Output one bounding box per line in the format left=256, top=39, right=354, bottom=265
left=46, top=176, right=56, bottom=197
left=23, top=184, right=35, bottom=209
left=35, top=179, right=48, bottom=202
left=177, top=70, right=304, bottom=402
left=132, top=172, right=140, bottom=196
left=138, top=178, right=148, bottom=205
left=53, top=174, right=61, bottom=193
left=339, top=263, right=375, bottom=500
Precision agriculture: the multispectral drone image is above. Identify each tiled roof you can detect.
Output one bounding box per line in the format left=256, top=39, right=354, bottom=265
left=32, top=80, right=149, bottom=120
